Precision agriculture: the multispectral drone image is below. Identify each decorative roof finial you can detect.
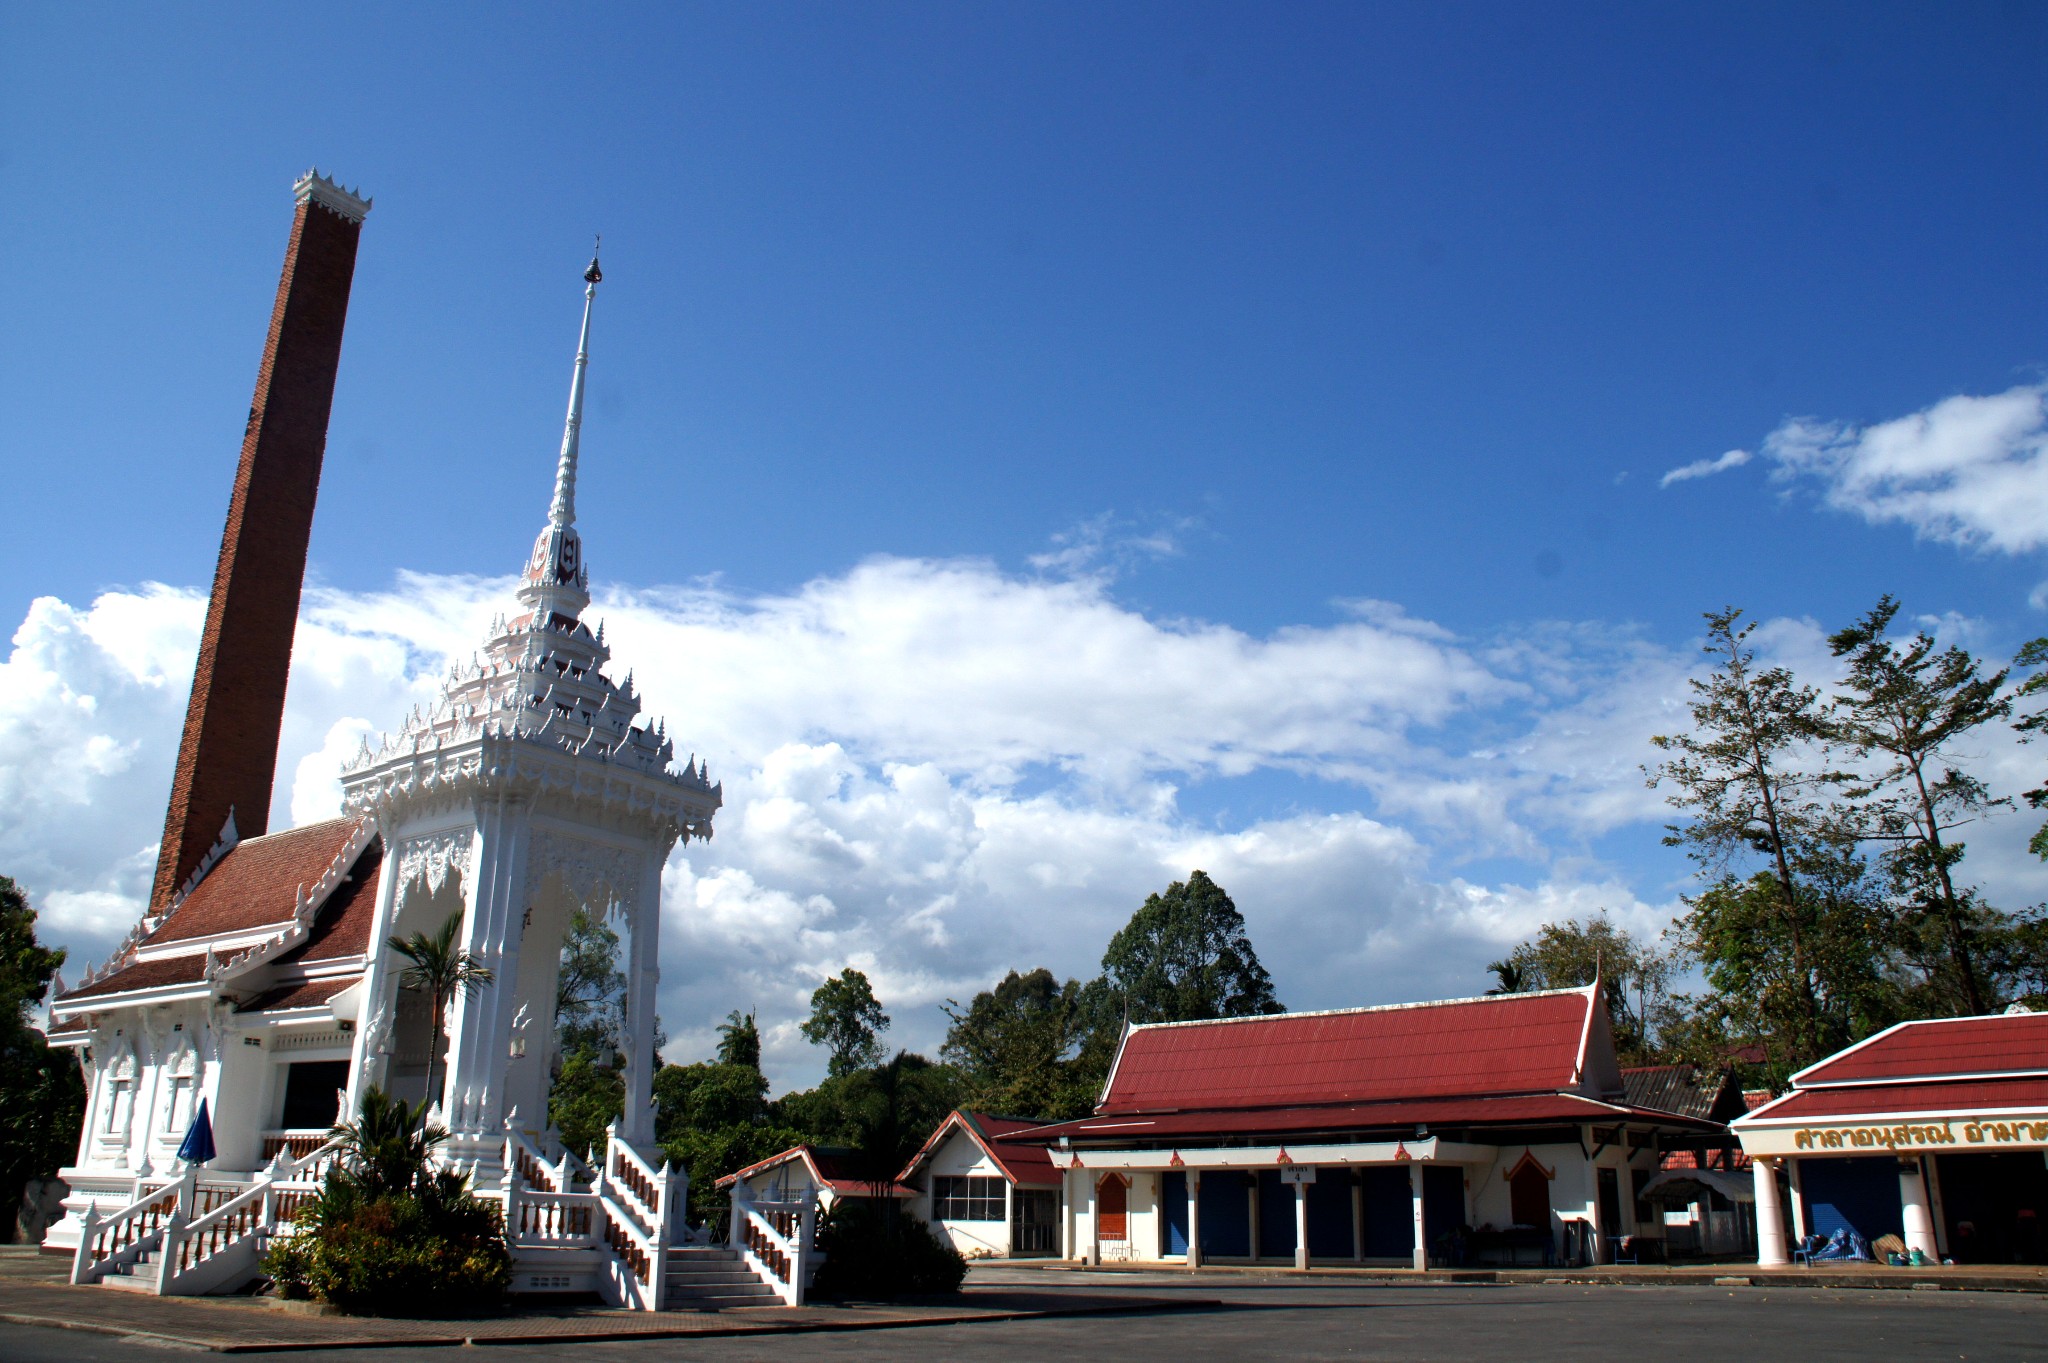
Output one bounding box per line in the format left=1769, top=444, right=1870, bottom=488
left=518, top=245, right=605, bottom=615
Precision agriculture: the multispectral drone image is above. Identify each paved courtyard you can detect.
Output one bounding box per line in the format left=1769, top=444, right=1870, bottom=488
left=6, top=1263, right=2048, bottom=1363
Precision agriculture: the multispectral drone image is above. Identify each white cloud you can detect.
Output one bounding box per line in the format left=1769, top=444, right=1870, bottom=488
left=1761, top=383, right=2048, bottom=554
left=9, top=557, right=2045, bottom=1088
left=1659, top=448, right=1752, bottom=488
left=1028, top=511, right=1197, bottom=580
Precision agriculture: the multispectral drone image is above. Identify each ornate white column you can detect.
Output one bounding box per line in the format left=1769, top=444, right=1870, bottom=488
left=444, top=805, right=522, bottom=1134
left=1753, top=1156, right=1790, bottom=1266
left=1293, top=1176, right=1310, bottom=1271
left=621, top=851, right=664, bottom=1146
left=1185, top=1169, right=1202, bottom=1269
left=1408, top=1161, right=1426, bottom=1270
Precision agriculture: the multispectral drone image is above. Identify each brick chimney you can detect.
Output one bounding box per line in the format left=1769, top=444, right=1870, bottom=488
left=150, top=170, right=371, bottom=910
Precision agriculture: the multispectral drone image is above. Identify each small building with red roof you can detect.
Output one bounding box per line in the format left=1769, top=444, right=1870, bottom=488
left=715, top=1146, right=914, bottom=1212
left=999, top=985, right=1724, bottom=1269
left=1733, top=1010, right=2048, bottom=1268
left=896, top=1111, right=1066, bottom=1258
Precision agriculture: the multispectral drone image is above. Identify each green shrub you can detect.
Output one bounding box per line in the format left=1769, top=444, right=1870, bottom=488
left=810, top=1199, right=966, bottom=1300
left=262, top=1089, right=510, bottom=1316
left=263, top=1170, right=510, bottom=1315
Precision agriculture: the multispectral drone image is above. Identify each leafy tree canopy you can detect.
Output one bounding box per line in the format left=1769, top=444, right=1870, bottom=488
left=941, top=968, right=1096, bottom=1120
left=801, top=968, right=889, bottom=1078
left=1099, top=870, right=1282, bottom=1025
left=1493, top=914, right=1673, bottom=1065
left=717, top=1009, right=761, bottom=1070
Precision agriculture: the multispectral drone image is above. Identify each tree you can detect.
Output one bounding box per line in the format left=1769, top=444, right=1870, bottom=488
left=1825, top=596, right=2013, bottom=1015
left=1484, top=959, right=1529, bottom=995
left=548, top=909, right=629, bottom=1153
left=388, top=910, right=495, bottom=1111
left=778, top=1052, right=964, bottom=1193
left=1494, top=915, right=1674, bottom=1064
left=1099, top=870, right=1283, bottom=1025
left=1671, top=866, right=1900, bottom=1089
left=941, top=969, right=1094, bottom=1119
left=0, top=877, right=80, bottom=1243
left=801, top=969, right=889, bottom=1078
left=717, top=1010, right=761, bottom=1070
left=653, top=1057, right=803, bottom=1225
left=2013, top=636, right=2048, bottom=861
left=1648, top=608, right=1849, bottom=1064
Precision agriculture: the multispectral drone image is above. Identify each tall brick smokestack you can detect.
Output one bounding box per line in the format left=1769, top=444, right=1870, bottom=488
left=150, top=171, right=372, bottom=910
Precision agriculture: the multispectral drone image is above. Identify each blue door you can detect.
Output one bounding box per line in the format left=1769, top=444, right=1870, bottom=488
left=1361, top=1167, right=1413, bottom=1258
left=1162, top=1171, right=1189, bottom=1255
left=1198, top=1170, right=1251, bottom=1257
left=1306, top=1172, right=1355, bottom=1259
left=1258, top=1169, right=1296, bottom=1258
left=1801, top=1157, right=1902, bottom=1243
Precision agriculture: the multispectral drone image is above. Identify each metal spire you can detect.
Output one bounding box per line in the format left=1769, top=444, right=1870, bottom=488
left=549, top=237, right=602, bottom=529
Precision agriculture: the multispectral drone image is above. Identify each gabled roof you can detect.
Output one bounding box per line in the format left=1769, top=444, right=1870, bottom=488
left=145, top=819, right=363, bottom=945
left=1622, top=1064, right=1749, bottom=1124
left=57, top=822, right=380, bottom=1013
left=1096, top=987, right=1607, bottom=1115
left=1788, top=1013, right=2048, bottom=1088
left=1008, top=1091, right=1725, bottom=1146
left=899, top=1110, right=1064, bottom=1188
left=715, top=1145, right=914, bottom=1198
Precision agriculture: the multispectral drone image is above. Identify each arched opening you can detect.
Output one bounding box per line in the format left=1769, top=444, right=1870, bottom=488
left=1098, top=1173, right=1129, bottom=1241
left=1508, top=1154, right=1553, bottom=1228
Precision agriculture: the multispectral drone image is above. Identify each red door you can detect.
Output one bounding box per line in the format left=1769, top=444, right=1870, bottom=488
left=1099, top=1175, right=1129, bottom=1239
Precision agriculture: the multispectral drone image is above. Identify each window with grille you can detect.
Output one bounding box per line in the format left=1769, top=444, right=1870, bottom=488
left=934, top=1175, right=1005, bottom=1221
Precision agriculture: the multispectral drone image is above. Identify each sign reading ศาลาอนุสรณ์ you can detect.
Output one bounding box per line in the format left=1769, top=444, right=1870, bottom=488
left=1777, top=1113, right=2048, bottom=1146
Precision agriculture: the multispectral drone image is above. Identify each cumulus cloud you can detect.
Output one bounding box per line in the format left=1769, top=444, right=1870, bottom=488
left=9, top=556, right=2043, bottom=1087
left=1659, top=448, right=1752, bottom=487
left=1760, top=383, right=2048, bottom=554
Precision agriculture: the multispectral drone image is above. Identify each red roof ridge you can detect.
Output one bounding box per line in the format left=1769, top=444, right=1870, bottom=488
left=1123, top=983, right=1598, bottom=1034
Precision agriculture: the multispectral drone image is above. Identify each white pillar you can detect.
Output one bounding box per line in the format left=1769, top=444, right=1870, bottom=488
left=1899, top=1159, right=1938, bottom=1263
left=1786, top=1158, right=1808, bottom=1244
left=1294, top=1178, right=1310, bottom=1271
left=1185, top=1170, right=1202, bottom=1269
left=1409, top=1161, right=1427, bottom=1270
left=620, top=853, right=664, bottom=1147
left=1753, top=1157, right=1790, bottom=1267
left=1085, top=1174, right=1100, bottom=1266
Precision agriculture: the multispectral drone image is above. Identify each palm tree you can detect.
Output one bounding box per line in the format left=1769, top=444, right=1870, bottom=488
left=331, top=1086, right=450, bottom=1198
left=388, top=910, right=495, bottom=1113
left=1486, top=959, right=1528, bottom=995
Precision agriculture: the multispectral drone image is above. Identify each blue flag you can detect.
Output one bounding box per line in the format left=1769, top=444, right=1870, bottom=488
left=176, top=1097, right=216, bottom=1166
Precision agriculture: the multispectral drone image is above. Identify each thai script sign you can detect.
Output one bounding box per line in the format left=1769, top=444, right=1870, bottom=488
left=1786, top=1118, right=2048, bottom=1152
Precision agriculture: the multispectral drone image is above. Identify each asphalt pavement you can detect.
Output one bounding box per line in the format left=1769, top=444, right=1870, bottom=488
left=4, top=1266, right=2044, bottom=1363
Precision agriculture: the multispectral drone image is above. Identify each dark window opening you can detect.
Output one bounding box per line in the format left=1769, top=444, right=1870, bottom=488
left=279, top=1060, right=351, bottom=1129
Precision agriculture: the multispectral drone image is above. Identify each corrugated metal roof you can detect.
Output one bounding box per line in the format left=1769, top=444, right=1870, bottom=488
left=1098, top=988, right=1596, bottom=1114
left=1008, top=1091, right=1718, bottom=1144
left=1740, top=1076, right=2048, bottom=1124
left=1793, top=1013, right=2048, bottom=1087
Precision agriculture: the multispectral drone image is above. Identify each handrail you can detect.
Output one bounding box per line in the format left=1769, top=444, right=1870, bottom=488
left=70, top=1172, right=194, bottom=1286
left=727, top=1190, right=813, bottom=1307
left=514, top=1189, right=600, bottom=1246
left=157, top=1136, right=345, bottom=1294
left=595, top=1190, right=663, bottom=1309
left=602, top=1121, right=664, bottom=1234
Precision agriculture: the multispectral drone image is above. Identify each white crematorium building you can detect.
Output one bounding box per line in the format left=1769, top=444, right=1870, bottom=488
left=37, top=242, right=779, bottom=1307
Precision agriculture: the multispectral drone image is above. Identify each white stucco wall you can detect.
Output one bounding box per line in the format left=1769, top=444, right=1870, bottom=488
left=924, top=1128, right=1012, bottom=1257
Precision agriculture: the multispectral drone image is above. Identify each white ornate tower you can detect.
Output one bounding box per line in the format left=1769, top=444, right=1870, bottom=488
left=339, top=250, right=719, bottom=1160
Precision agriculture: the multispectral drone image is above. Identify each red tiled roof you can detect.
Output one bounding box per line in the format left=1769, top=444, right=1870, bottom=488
left=236, top=976, right=359, bottom=1014
left=715, top=1145, right=914, bottom=1197
left=1007, top=1092, right=1721, bottom=1145
left=1742, top=1077, right=2048, bottom=1124
left=1099, top=989, right=1597, bottom=1114
left=147, top=819, right=362, bottom=945
left=899, top=1111, right=1065, bottom=1187
left=62, top=955, right=210, bottom=1000
left=280, top=845, right=382, bottom=963
left=1793, top=1014, right=2048, bottom=1087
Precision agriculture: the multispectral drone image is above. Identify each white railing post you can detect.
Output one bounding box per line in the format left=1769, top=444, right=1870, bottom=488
left=71, top=1206, right=100, bottom=1285
left=797, top=1200, right=817, bottom=1303
left=157, top=1208, right=187, bottom=1295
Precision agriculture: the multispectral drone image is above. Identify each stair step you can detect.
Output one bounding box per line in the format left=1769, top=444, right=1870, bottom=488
left=666, top=1272, right=767, bottom=1286
left=665, top=1290, right=782, bottom=1307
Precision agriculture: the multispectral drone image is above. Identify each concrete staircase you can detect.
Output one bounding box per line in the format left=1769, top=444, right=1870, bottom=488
left=664, top=1246, right=783, bottom=1308
left=95, top=1248, right=163, bottom=1293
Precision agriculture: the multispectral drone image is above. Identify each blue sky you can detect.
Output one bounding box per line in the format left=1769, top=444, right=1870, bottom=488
left=4, top=4, right=2045, bottom=1084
